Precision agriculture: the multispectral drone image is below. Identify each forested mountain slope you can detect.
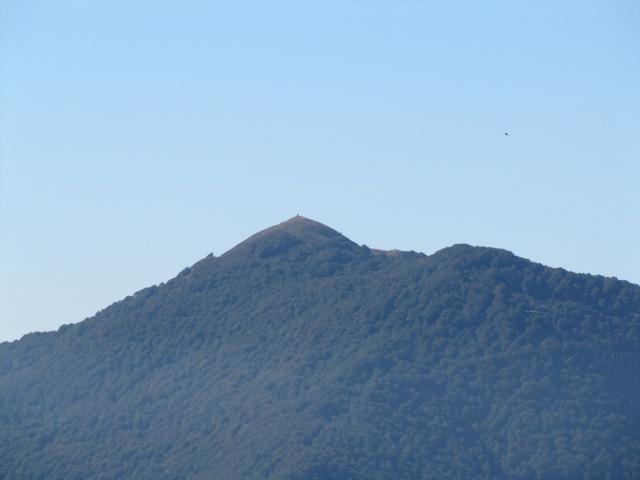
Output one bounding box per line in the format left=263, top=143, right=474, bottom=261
left=2, top=216, right=639, bottom=479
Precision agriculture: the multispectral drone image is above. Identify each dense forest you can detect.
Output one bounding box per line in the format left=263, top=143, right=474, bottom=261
left=1, top=216, right=639, bottom=479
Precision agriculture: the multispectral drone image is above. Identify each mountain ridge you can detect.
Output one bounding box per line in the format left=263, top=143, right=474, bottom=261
left=1, top=217, right=639, bottom=479
left=4, top=216, right=637, bottom=346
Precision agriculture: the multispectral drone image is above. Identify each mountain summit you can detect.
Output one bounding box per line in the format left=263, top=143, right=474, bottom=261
left=239, top=215, right=344, bottom=243
left=225, top=215, right=358, bottom=260
left=2, top=218, right=639, bottom=479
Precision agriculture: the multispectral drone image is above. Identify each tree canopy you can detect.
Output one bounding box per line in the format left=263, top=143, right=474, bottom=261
left=1, top=217, right=639, bottom=479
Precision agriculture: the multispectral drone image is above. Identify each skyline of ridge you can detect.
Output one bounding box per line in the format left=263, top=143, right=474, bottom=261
left=4, top=214, right=637, bottom=344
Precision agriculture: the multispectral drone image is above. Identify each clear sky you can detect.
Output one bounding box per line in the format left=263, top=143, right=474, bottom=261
left=1, top=0, right=639, bottom=342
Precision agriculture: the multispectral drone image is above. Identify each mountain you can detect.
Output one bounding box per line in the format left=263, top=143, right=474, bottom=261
left=1, top=216, right=639, bottom=480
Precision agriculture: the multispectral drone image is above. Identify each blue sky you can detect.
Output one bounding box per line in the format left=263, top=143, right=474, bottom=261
left=1, top=0, right=639, bottom=342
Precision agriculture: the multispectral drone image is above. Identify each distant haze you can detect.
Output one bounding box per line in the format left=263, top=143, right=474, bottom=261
left=1, top=0, right=639, bottom=342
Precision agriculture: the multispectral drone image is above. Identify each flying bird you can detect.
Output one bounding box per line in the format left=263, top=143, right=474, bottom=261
left=504, top=132, right=510, bottom=136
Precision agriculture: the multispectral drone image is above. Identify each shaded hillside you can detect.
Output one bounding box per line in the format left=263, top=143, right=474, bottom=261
left=1, top=216, right=640, bottom=479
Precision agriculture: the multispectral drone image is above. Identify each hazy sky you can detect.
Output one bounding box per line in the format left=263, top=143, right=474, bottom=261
left=1, top=0, right=639, bottom=342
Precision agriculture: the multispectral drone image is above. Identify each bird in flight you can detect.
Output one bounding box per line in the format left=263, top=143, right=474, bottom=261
left=504, top=132, right=510, bottom=136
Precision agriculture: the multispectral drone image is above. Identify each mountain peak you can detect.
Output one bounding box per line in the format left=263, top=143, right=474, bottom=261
left=262, top=215, right=340, bottom=236
left=224, top=215, right=357, bottom=259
